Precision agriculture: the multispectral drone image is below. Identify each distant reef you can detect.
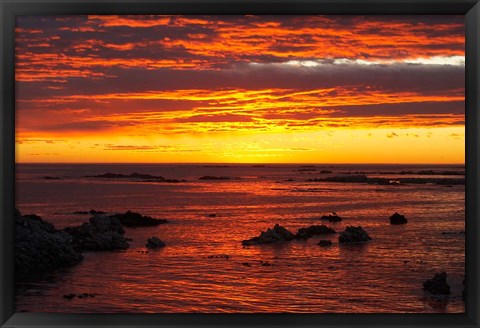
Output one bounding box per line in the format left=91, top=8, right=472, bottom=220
left=85, top=172, right=185, bottom=183
left=307, top=174, right=464, bottom=185
left=199, top=176, right=241, bottom=180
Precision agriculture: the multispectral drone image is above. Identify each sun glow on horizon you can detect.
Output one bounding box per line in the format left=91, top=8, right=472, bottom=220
left=15, top=15, right=465, bottom=164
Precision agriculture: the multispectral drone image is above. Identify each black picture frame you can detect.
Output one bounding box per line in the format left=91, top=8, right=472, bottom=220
left=1, top=0, right=478, bottom=327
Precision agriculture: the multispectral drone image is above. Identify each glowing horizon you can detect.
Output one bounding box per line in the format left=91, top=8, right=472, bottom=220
left=15, top=15, right=465, bottom=164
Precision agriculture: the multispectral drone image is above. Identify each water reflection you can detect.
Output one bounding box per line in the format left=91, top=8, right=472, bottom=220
left=15, top=164, right=465, bottom=313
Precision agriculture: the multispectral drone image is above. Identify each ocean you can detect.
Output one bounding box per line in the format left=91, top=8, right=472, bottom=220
left=15, top=163, right=465, bottom=313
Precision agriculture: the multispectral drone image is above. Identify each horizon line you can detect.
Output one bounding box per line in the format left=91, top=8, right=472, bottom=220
left=15, top=162, right=466, bottom=165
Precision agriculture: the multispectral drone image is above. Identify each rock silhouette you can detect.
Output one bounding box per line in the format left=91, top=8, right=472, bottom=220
left=199, top=176, right=231, bottom=180
left=242, top=224, right=295, bottom=246
left=318, top=240, right=333, bottom=247
left=308, top=174, right=464, bottom=185
left=110, top=211, right=168, bottom=227
left=339, top=226, right=371, bottom=243
left=146, top=236, right=166, bottom=249
left=320, top=213, right=343, bottom=222
left=390, top=212, right=408, bottom=225
left=295, top=225, right=336, bottom=240
left=15, top=209, right=83, bottom=278
left=64, top=215, right=129, bottom=251
left=423, top=272, right=451, bottom=295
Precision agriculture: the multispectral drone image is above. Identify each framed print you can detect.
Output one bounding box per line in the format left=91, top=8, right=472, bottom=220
left=1, top=0, right=479, bottom=327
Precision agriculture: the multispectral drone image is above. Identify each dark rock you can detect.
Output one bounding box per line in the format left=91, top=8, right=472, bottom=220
left=63, top=293, right=76, bottom=300
left=144, top=179, right=184, bottom=183
left=207, top=213, right=217, bottom=217
left=318, top=240, right=333, bottom=247
left=64, top=215, right=129, bottom=251
left=260, top=261, right=275, bottom=266
left=416, top=170, right=465, bottom=176
left=242, top=224, right=295, bottom=246
left=110, top=211, right=168, bottom=227
left=199, top=176, right=231, bottom=180
left=43, top=176, right=60, bottom=180
left=339, top=226, right=371, bottom=243
left=86, top=172, right=165, bottom=180
left=74, top=209, right=106, bottom=215
left=319, top=170, right=333, bottom=174
left=207, top=254, right=230, bottom=259
left=89, top=209, right=106, bottom=215
left=295, top=225, right=336, bottom=240
left=423, top=272, right=451, bottom=295
left=390, top=212, right=408, bottom=225
left=86, top=173, right=128, bottom=179
left=308, top=174, right=464, bottom=185
left=15, top=209, right=83, bottom=279
left=324, top=174, right=369, bottom=183
left=129, top=172, right=165, bottom=180
left=320, top=213, right=343, bottom=222
left=146, top=236, right=166, bottom=249
left=241, top=262, right=251, bottom=267
left=441, top=231, right=465, bottom=235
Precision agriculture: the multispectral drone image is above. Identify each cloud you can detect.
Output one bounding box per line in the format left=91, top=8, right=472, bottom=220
left=15, top=15, right=464, bottom=83
left=14, top=15, right=465, bottom=139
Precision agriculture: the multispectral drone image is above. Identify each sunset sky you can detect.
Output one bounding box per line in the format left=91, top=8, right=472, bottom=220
left=15, top=15, right=465, bottom=164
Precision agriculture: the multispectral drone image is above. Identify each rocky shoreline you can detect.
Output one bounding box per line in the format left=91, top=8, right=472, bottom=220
left=15, top=207, right=462, bottom=301
left=15, top=209, right=168, bottom=280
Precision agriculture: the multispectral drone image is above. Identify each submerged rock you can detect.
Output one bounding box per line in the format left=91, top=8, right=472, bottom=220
left=339, top=226, right=371, bottom=243
left=423, top=272, right=451, bottom=295
left=74, top=209, right=106, bottom=215
left=43, top=176, right=60, bottom=180
left=390, top=212, right=408, bottom=225
left=15, top=209, right=83, bottom=278
left=110, top=211, right=168, bottom=227
left=207, top=254, right=230, bottom=259
left=146, top=236, right=166, bottom=249
left=320, top=213, right=343, bottom=222
left=242, top=224, right=295, bottom=246
left=199, top=176, right=231, bottom=180
left=318, top=240, right=333, bottom=247
left=295, top=225, right=336, bottom=240
left=324, top=174, right=369, bottom=183
left=441, top=231, right=465, bottom=235
left=63, top=293, right=76, bottom=300
left=64, top=215, right=129, bottom=251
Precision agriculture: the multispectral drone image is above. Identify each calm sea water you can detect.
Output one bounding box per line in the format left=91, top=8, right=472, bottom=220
left=15, top=163, right=465, bottom=313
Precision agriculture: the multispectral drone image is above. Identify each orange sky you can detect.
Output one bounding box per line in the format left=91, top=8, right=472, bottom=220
left=15, top=15, right=465, bottom=164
